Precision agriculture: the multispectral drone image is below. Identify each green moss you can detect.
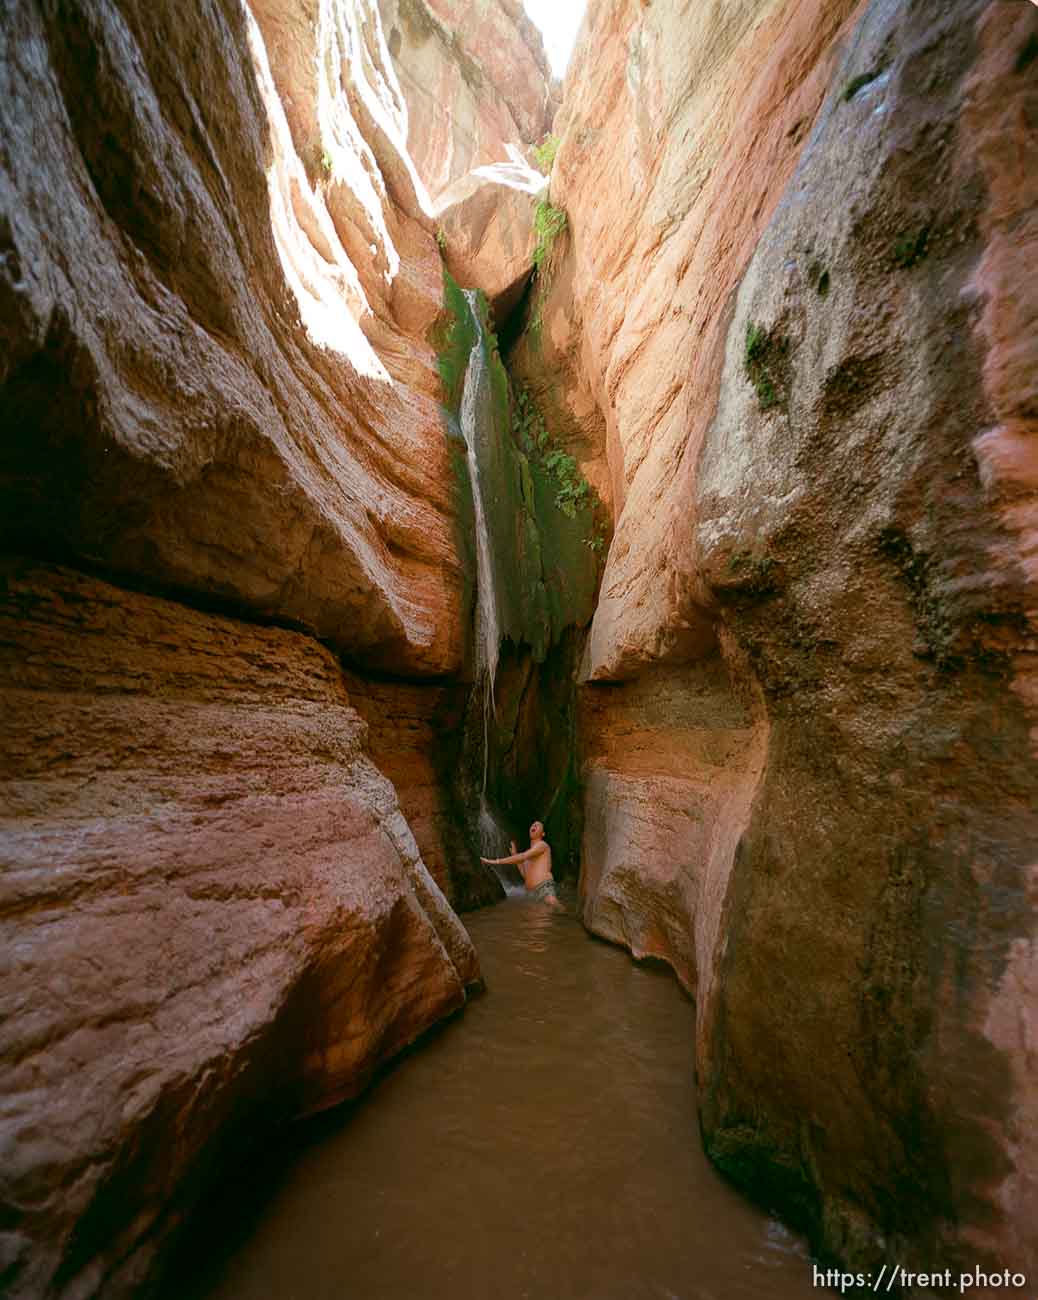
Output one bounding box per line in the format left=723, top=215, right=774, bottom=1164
left=448, top=437, right=477, bottom=631
left=842, top=70, right=879, bottom=101
left=511, top=383, right=603, bottom=544
left=891, top=226, right=930, bottom=269
left=438, top=288, right=598, bottom=891
left=532, top=134, right=560, bottom=174
left=432, top=269, right=478, bottom=412
left=438, top=297, right=598, bottom=667
left=744, top=320, right=791, bottom=413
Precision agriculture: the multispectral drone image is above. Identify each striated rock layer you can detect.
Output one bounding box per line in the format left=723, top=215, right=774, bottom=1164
left=0, top=0, right=460, bottom=677
left=0, top=561, right=479, bottom=1300
left=0, top=0, right=554, bottom=1295
left=377, top=0, right=552, bottom=321
left=529, top=0, right=1038, bottom=1282
left=342, top=671, right=504, bottom=911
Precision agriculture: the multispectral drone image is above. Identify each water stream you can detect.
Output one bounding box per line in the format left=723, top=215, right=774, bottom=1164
left=171, top=900, right=824, bottom=1300
left=459, top=289, right=500, bottom=795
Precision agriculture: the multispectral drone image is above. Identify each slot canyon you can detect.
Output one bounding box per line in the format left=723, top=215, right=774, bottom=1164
left=0, top=0, right=1036, bottom=1297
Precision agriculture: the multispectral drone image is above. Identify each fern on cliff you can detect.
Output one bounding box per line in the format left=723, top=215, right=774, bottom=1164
left=511, top=385, right=606, bottom=552
left=532, top=199, right=567, bottom=270
left=532, top=133, right=560, bottom=174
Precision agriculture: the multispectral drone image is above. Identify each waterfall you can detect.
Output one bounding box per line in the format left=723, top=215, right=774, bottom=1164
left=455, top=290, right=525, bottom=898
left=478, top=794, right=526, bottom=897
left=458, top=290, right=501, bottom=793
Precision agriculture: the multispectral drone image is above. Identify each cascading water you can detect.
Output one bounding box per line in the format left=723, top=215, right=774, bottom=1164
left=459, top=290, right=501, bottom=793
left=457, top=291, right=519, bottom=893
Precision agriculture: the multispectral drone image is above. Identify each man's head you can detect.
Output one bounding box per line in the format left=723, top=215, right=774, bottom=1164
left=529, top=821, right=544, bottom=842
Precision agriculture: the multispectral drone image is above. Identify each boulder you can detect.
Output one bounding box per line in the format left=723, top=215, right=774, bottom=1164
left=435, top=153, right=545, bottom=324
left=0, top=560, right=479, bottom=1300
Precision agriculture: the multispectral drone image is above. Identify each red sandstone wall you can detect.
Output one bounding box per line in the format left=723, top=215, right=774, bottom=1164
left=526, top=0, right=1038, bottom=1280
left=0, top=1, right=552, bottom=1294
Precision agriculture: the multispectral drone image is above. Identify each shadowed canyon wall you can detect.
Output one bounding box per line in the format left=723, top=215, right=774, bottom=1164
left=1, top=0, right=1036, bottom=1295
left=0, top=560, right=479, bottom=1298
left=0, top=0, right=556, bottom=1294
left=515, top=0, right=1037, bottom=1283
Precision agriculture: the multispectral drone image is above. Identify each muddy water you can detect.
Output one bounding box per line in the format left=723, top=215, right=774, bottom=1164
left=180, top=897, right=824, bottom=1300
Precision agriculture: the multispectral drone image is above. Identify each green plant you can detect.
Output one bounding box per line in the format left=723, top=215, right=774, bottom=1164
left=321, top=149, right=333, bottom=175
left=584, top=524, right=607, bottom=553
left=524, top=201, right=569, bottom=348
left=511, top=384, right=602, bottom=541
left=892, top=226, right=930, bottom=269
left=532, top=134, right=560, bottom=174
left=743, top=320, right=790, bottom=413
left=436, top=226, right=447, bottom=253
left=532, top=200, right=567, bottom=270
left=433, top=271, right=478, bottom=412
left=745, top=322, right=768, bottom=367
left=756, top=374, right=778, bottom=409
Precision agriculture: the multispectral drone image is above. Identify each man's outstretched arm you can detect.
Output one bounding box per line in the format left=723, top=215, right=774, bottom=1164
left=481, top=843, right=544, bottom=867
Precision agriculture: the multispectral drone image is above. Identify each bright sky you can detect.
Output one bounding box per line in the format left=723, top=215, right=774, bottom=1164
left=522, top=0, right=588, bottom=79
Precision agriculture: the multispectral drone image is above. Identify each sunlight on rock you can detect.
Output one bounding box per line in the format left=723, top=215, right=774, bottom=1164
left=245, top=2, right=389, bottom=378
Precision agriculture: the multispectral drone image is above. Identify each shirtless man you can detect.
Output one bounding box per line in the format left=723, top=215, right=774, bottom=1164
left=481, top=821, right=562, bottom=907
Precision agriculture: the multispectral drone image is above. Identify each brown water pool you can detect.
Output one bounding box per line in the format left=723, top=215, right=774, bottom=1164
left=172, top=895, right=826, bottom=1300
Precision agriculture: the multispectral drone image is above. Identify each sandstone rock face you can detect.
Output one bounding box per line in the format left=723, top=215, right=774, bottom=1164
left=579, top=655, right=766, bottom=996
left=0, top=0, right=462, bottom=677
left=0, top=560, right=479, bottom=1300
left=377, top=0, right=554, bottom=202
left=436, top=160, right=544, bottom=323
left=529, top=0, right=1038, bottom=1280
left=377, top=0, right=554, bottom=322
left=0, top=5, right=522, bottom=1293
left=692, top=3, right=1038, bottom=1279
left=342, top=671, right=504, bottom=910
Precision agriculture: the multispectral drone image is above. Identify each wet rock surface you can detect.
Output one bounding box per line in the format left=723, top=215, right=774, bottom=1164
left=579, top=657, right=766, bottom=996
left=692, top=0, right=1038, bottom=1279
left=0, top=4, right=563, bottom=1294
left=0, top=560, right=479, bottom=1300
left=341, top=671, right=504, bottom=911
